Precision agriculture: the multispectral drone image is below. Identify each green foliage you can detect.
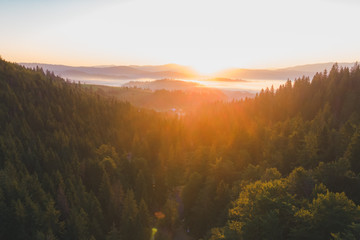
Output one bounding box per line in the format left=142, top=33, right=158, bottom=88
left=310, top=191, right=360, bottom=239
left=226, top=180, right=296, bottom=240
left=2, top=58, right=360, bottom=239
left=0, top=59, right=176, bottom=239
left=287, top=167, right=315, bottom=198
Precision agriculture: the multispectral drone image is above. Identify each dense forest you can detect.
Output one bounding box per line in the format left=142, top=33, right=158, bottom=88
left=1, top=57, right=360, bottom=240
left=88, top=83, right=228, bottom=112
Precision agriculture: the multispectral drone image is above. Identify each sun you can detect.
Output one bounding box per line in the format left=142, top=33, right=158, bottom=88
left=191, top=62, right=231, bottom=76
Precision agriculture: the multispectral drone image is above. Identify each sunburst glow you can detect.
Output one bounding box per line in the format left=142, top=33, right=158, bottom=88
left=1, top=0, right=359, bottom=70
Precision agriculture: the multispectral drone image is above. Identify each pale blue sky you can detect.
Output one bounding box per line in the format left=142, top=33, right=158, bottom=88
left=1, top=0, right=359, bottom=74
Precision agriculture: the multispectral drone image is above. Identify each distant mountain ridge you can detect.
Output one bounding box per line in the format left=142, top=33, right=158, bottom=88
left=20, top=63, right=199, bottom=80
left=21, top=62, right=358, bottom=82
left=215, top=62, right=357, bottom=80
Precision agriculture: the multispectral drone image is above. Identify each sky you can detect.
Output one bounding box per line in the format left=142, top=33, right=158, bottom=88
left=0, top=0, right=359, bottom=74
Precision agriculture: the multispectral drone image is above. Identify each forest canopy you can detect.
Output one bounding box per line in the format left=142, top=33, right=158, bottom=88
left=1, top=57, right=360, bottom=240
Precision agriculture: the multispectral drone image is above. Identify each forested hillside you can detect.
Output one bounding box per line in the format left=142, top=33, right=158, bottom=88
left=88, top=83, right=228, bottom=112
left=1, top=57, right=360, bottom=240
left=0, top=58, right=183, bottom=239
left=182, top=63, right=360, bottom=240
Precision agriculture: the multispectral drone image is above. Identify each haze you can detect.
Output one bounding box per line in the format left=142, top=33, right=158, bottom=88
left=1, top=0, right=360, bottom=74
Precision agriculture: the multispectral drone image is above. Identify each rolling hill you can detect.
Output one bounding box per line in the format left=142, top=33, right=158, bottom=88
left=20, top=63, right=199, bottom=80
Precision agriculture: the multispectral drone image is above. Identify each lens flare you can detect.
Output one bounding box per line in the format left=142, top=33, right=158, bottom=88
left=151, top=228, right=158, bottom=240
